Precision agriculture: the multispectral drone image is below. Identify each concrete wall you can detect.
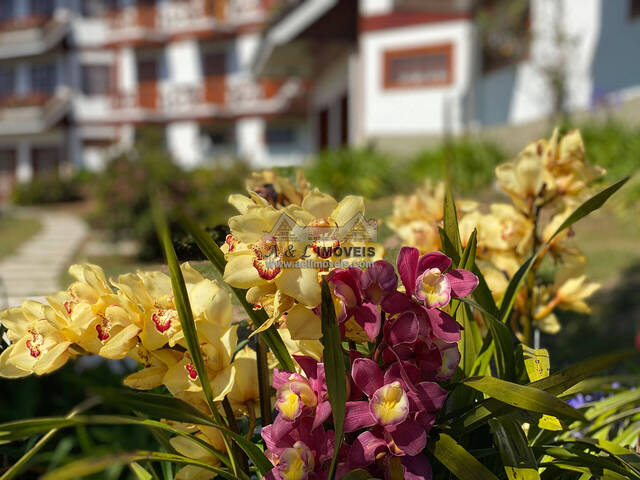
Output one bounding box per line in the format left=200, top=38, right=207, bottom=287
left=360, top=19, right=474, bottom=136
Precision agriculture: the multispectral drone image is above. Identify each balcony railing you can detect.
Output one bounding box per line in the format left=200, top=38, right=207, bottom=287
left=0, top=89, right=71, bottom=135
left=0, top=13, right=70, bottom=59
left=111, top=77, right=306, bottom=119
left=107, top=0, right=270, bottom=42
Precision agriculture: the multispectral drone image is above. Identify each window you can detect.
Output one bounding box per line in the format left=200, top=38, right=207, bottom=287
left=383, top=44, right=453, bottom=89
left=266, top=126, right=296, bottom=146
left=0, top=0, right=14, bottom=23
left=32, top=146, right=60, bottom=177
left=81, top=0, right=116, bottom=17
left=30, top=0, right=54, bottom=17
left=82, top=65, right=111, bottom=95
left=31, top=64, right=56, bottom=94
left=631, top=0, right=640, bottom=19
left=0, top=69, right=14, bottom=99
left=203, top=51, right=226, bottom=76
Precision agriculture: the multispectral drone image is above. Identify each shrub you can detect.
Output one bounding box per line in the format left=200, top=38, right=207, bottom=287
left=408, top=139, right=507, bottom=194
left=89, top=127, right=248, bottom=260
left=303, top=147, right=402, bottom=199
left=11, top=174, right=84, bottom=205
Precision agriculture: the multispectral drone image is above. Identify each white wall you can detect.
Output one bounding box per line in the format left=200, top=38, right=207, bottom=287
left=506, top=0, right=602, bottom=124
left=360, top=19, right=474, bottom=136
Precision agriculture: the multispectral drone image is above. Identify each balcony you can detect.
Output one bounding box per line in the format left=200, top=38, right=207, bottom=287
left=107, top=0, right=271, bottom=44
left=0, top=13, right=71, bottom=60
left=0, top=89, right=71, bottom=136
left=110, top=76, right=306, bottom=122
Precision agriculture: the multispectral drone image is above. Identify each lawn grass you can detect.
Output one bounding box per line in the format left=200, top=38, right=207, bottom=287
left=0, top=214, right=42, bottom=260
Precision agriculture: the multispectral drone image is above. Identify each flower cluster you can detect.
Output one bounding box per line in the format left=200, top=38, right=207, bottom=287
left=0, top=263, right=252, bottom=480
left=262, top=247, right=478, bottom=479
left=222, top=171, right=382, bottom=340
left=388, top=129, right=604, bottom=341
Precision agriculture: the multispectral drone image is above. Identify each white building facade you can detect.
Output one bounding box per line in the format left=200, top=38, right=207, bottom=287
left=256, top=0, right=640, bottom=151
left=0, top=0, right=311, bottom=202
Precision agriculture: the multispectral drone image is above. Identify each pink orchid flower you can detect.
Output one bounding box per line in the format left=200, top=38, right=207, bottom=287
left=327, top=268, right=381, bottom=341
left=262, top=416, right=335, bottom=480
left=343, top=358, right=447, bottom=466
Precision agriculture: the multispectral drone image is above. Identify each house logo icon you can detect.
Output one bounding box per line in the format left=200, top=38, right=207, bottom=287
left=263, top=212, right=378, bottom=243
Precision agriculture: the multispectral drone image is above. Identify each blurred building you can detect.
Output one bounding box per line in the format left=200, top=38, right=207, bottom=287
left=255, top=0, right=640, bottom=153
left=1, top=0, right=640, bottom=199
left=0, top=0, right=310, bottom=202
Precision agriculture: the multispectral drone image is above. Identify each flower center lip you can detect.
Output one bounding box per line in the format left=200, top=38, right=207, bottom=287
left=152, top=308, right=176, bottom=333
left=26, top=327, right=44, bottom=358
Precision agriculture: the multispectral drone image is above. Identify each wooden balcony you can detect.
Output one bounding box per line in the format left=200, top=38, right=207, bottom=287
left=0, top=89, right=71, bottom=135
left=0, top=14, right=70, bottom=60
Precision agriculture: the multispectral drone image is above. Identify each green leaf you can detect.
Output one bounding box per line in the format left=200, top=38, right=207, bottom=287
left=567, top=438, right=640, bottom=478
left=130, top=462, right=153, bottom=480
left=102, top=389, right=272, bottom=476
left=321, top=279, right=346, bottom=480
left=462, top=376, right=585, bottom=422
left=584, top=388, right=640, bottom=421
left=489, top=417, right=540, bottom=480
left=498, top=177, right=629, bottom=325
left=178, top=214, right=294, bottom=371
left=42, top=451, right=237, bottom=480
left=429, top=432, right=499, bottom=480
left=0, top=414, right=232, bottom=468
left=96, top=389, right=217, bottom=427
left=442, top=182, right=462, bottom=257
left=340, top=469, right=377, bottom=480
left=531, top=350, right=636, bottom=396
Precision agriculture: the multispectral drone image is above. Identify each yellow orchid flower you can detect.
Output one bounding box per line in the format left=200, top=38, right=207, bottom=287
left=163, top=322, right=238, bottom=401
left=123, top=346, right=182, bottom=390
left=227, top=346, right=260, bottom=416
left=0, top=301, right=73, bottom=378
left=552, top=264, right=601, bottom=314
left=480, top=204, right=533, bottom=256
left=112, top=263, right=229, bottom=351
left=170, top=426, right=227, bottom=480
left=47, top=263, right=113, bottom=318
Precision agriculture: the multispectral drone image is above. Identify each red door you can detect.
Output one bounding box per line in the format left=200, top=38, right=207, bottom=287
left=137, top=58, right=157, bottom=109
left=0, top=148, right=16, bottom=202
left=203, top=51, right=226, bottom=105
left=318, top=108, right=329, bottom=151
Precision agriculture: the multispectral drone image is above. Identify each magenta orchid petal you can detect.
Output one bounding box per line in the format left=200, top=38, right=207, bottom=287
left=417, top=251, right=452, bottom=276
left=387, top=311, right=419, bottom=345
left=344, top=401, right=377, bottom=432
left=361, top=260, right=398, bottom=304
left=397, top=246, right=419, bottom=298
left=446, top=268, right=479, bottom=298
left=272, top=368, right=293, bottom=390
left=349, top=431, right=388, bottom=468
left=426, top=308, right=462, bottom=343
left=353, top=303, right=381, bottom=341
left=313, top=400, right=333, bottom=431
left=381, top=291, right=414, bottom=315
left=416, top=412, right=436, bottom=433
left=293, top=355, right=319, bottom=381
left=352, top=357, right=384, bottom=397
left=327, top=268, right=363, bottom=308
left=383, top=361, right=421, bottom=389
left=269, top=414, right=297, bottom=445
left=388, top=418, right=427, bottom=456
left=408, top=381, right=449, bottom=412
left=401, top=453, right=434, bottom=480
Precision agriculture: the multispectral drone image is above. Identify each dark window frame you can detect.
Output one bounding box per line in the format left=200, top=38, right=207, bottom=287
left=383, top=43, right=454, bottom=90
left=631, top=0, right=640, bottom=19
left=81, top=64, right=112, bottom=96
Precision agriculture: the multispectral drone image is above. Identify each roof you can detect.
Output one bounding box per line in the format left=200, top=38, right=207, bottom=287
left=253, top=0, right=341, bottom=77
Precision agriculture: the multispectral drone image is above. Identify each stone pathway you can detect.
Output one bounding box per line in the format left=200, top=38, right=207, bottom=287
left=0, top=209, right=88, bottom=308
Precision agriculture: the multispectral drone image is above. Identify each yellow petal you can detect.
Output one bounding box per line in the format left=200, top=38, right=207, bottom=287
left=112, top=273, right=153, bottom=307
left=275, top=268, right=321, bottom=307
left=286, top=304, right=322, bottom=340
left=228, top=193, right=256, bottom=214
left=33, top=341, right=72, bottom=375
left=223, top=252, right=268, bottom=289
left=210, top=364, right=236, bottom=402
left=0, top=345, right=31, bottom=378
left=124, top=366, right=167, bottom=390
left=140, top=271, right=172, bottom=299
left=99, top=323, right=140, bottom=359
left=330, top=195, right=365, bottom=227
left=302, top=189, right=338, bottom=219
